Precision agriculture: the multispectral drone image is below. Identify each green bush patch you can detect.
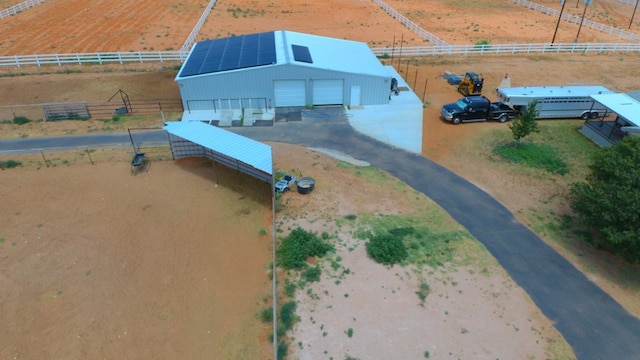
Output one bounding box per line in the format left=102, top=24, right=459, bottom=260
left=12, top=116, right=31, bottom=125
left=0, top=160, right=22, bottom=169
left=276, top=227, right=334, bottom=269
left=366, top=232, right=408, bottom=266
left=302, top=265, right=322, bottom=282
left=493, top=142, right=568, bottom=174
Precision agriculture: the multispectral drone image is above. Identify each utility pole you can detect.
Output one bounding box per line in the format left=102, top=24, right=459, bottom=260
left=574, top=0, right=591, bottom=44
left=630, top=0, right=639, bottom=29
left=552, top=0, right=567, bottom=44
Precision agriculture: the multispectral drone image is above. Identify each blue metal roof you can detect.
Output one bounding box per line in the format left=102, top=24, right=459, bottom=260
left=163, top=121, right=272, bottom=175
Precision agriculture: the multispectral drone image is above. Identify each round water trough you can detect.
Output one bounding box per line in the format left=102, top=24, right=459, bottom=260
left=296, top=177, right=315, bottom=194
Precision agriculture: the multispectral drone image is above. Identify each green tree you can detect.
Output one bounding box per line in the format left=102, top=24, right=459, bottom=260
left=509, top=101, right=540, bottom=143
left=570, top=136, right=640, bottom=262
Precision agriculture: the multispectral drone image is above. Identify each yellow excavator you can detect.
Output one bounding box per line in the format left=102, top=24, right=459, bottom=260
left=457, top=72, right=484, bottom=96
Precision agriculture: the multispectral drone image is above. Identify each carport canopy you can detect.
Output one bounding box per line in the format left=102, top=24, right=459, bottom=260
left=591, top=93, right=640, bottom=127
left=163, top=121, right=272, bottom=183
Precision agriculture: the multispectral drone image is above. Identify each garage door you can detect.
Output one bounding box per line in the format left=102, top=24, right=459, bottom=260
left=312, top=79, right=344, bottom=105
left=274, top=80, right=306, bottom=107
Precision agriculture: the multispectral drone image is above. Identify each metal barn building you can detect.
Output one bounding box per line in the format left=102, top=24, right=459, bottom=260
left=175, top=30, right=392, bottom=123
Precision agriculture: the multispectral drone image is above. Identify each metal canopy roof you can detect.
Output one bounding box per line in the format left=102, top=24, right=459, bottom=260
left=591, top=93, right=640, bottom=127
left=178, top=31, right=276, bottom=77
left=163, top=121, right=272, bottom=176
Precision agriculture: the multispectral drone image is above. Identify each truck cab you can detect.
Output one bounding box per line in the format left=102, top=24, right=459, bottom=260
left=441, top=96, right=515, bottom=124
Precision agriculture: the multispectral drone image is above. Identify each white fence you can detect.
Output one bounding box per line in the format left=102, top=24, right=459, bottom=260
left=371, top=42, right=640, bottom=56
left=507, top=0, right=640, bottom=43
left=180, top=0, right=217, bottom=55
left=0, top=0, right=44, bottom=19
left=2, top=42, right=638, bottom=68
left=371, top=0, right=448, bottom=46
left=0, top=51, right=183, bottom=67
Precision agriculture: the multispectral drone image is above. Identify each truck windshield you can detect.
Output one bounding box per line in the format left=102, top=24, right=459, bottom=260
left=456, top=99, right=469, bottom=108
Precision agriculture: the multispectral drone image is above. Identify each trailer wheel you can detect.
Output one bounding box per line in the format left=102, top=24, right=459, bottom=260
left=452, top=117, right=461, bottom=125
left=589, top=112, right=599, bottom=119
left=581, top=112, right=590, bottom=120
left=498, top=114, right=509, bottom=123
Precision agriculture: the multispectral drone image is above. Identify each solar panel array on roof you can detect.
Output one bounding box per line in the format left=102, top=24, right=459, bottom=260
left=291, top=44, right=312, bottom=63
left=179, top=32, right=276, bottom=77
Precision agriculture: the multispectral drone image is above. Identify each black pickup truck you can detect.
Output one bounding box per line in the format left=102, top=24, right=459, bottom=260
left=440, top=96, right=516, bottom=125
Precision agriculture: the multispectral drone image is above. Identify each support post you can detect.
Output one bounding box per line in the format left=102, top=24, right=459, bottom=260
left=630, top=0, right=639, bottom=29
left=552, top=0, right=567, bottom=44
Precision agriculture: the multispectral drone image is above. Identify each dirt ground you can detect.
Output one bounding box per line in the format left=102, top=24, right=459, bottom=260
left=2, top=0, right=640, bottom=359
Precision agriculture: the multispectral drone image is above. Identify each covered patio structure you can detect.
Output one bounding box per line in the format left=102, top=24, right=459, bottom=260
left=579, top=93, right=640, bottom=147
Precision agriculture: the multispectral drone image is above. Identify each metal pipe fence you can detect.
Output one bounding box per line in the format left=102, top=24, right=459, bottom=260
left=0, top=0, right=44, bottom=20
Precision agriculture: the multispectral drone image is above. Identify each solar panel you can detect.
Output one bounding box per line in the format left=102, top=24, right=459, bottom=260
left=179, top=32, right=277, bottom=77
left=291, top=45, right=312, bottom=63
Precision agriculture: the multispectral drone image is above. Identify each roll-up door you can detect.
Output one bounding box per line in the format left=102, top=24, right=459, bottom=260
left=274, top=80, right=306, bottom=107
left=312, top=79, right=343, bottom=105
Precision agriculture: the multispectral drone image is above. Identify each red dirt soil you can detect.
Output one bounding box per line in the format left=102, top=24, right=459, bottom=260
left=3, top=0, right=639, bottom=57
left=0, top=0, right=204, bottom=55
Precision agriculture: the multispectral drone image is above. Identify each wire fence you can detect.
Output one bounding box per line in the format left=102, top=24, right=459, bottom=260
left=0, top=0, right=44, bottom=20
left=507, top=0, right=640, bottom=43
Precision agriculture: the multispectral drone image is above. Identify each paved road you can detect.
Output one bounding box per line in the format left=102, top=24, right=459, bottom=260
left=2, top=117, right=640, bottom=359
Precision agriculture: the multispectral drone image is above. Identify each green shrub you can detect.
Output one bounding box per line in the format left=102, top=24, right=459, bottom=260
left=277, top=227, right=334, bottom=269
left=277, top=341, right=288, bottom=360
left=284, top=279, right=297, bottom=298
left=12, top=116, right=31, bottom=125
left=259, top=306, right=273, bottom=323
left=0, top=160, right=22, bottom=169
left=280, top=301, right=297, bottom=331
left=303, top=265, right=321, bottom=282
left=366, top=232, right=408, bottom=265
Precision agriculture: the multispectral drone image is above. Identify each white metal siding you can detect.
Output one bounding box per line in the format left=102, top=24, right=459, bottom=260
left=176, top=64, right=390, bottom=109
left=312, top=79, right=344, bottom=105
left=274, top=80, right=306, bottom=106
left=350, top=86, right=361, bottom=106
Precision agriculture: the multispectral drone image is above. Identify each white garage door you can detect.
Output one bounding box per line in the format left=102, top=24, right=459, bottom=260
left=274, top=80, right=306, bottom=107
left=312, top=79, right=344, bottom=105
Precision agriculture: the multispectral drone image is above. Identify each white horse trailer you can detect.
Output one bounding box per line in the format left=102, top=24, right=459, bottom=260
left=496, top=86, right=613, bottom=119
